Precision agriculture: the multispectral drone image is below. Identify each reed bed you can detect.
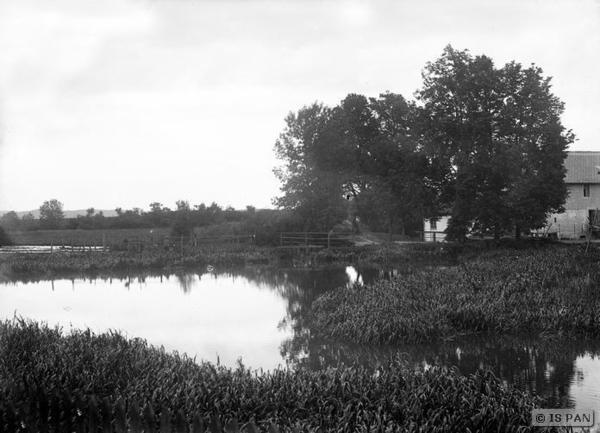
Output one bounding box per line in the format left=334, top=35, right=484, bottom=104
left=306, top=243, right=454, bottom=266
left=311, top=245, right=600, bottom=344
left=0, top=319, right=562, bottom=432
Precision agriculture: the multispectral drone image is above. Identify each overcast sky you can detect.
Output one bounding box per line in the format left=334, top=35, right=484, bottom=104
left=1, top=0, right=599, bottom=212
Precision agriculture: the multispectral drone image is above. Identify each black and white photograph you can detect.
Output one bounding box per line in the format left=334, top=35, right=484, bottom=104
left=1, top=0, right=599, bottom=431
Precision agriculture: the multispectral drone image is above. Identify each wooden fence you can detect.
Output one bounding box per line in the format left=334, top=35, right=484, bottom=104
left=158, top=235, right=255, bottom=255
left=278, top=232, right=353, bottom=248
left=0, top=387, right=294, bottom=433
left=416, top=230, right=447, bottom=242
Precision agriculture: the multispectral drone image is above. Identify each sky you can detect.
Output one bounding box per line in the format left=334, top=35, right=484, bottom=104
left=0, top=0, right=599, bottom=213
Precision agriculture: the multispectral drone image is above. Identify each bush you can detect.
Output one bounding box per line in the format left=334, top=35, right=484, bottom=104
left=0, top=227, right=12, bottom=246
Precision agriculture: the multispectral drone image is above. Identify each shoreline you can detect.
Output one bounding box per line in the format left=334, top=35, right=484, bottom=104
left=0, top=243, right=456, bottom=281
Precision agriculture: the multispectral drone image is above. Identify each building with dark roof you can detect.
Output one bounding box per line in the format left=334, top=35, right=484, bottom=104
left=546, top=151, right=600, bottom=239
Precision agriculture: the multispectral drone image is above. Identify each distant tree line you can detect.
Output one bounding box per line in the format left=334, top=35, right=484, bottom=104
left=0, top=199, right=304, bottom=246
left=273, top=46, right=574, bottom=241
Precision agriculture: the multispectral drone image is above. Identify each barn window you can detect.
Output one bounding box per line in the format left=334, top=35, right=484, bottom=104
left=430, top=219, right=437, bottom=230
left=584, top=184, right=590, bottom=198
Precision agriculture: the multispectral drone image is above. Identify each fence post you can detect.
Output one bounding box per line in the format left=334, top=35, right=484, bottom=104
left=327, top=232, right=331, bottom=249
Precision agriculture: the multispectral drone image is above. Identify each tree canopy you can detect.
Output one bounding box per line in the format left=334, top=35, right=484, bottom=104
left=416, top=46, right=573, bottom=240
left=273, top=45, right=573, bottom=239
left=273, top=103, right=348, bottom=230
left=39, top=199, right=65, bottom=230
left=273, top=93, right=447, bottom=234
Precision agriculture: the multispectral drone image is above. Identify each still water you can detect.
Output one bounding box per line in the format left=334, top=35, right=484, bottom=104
left=1, top=265, right=600, bottom=414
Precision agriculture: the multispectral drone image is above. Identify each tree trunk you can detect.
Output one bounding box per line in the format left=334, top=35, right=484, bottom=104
left=494, top=222, right=501, bottom=243
left=352, top=213, right=359, bottom=234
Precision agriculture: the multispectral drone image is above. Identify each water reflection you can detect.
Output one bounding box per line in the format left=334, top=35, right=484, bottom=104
left=283, top=331, right=600, bottom=412
left=2, top=264, right=600, bottom=413
left=0, top=265, right=415, bottom=369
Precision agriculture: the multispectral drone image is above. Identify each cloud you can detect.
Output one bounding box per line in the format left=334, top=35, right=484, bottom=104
left=0, top=0, right=156, bottom=95
left=1, top=0, right=599, bottom=210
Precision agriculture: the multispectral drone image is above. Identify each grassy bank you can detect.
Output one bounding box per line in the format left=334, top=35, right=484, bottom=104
left=0, top=319, right=558, bottom=432
left=0, top=245, right=276, bottom=280
left=312, top=244, right=600, bottom=344
left=0, top=243, right=454, bottom=281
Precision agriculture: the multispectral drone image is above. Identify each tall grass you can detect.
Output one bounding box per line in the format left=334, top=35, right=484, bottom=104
left=312, top=245, right=600, bottom=344
left=0, top=319, right=562, bottom=432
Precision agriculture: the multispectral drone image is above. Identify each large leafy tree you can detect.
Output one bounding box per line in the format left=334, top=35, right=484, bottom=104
left=273, top=103, right=347, bottom=230
left=0, top=211, right=20, bottom=230
left=327, top=93, right=437, bottom=235
left=417, top=46, right=572, bottom=240
left=39, top=199, right=65, bottom=230
left=273, top=94, right=438, bottom=234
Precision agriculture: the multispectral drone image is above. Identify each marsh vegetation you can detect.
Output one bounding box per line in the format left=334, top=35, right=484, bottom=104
left=0, top=319, right=556, bottom=432
left=0, top=243, right=594, bottom=432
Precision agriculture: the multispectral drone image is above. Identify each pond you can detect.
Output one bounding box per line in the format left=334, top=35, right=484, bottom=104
left=2, top=265, right=600, bottom=417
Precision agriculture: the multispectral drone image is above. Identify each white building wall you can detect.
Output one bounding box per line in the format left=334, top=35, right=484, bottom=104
left=423, top=216, right=449, bottom=242
left=546, top=184, right=600, bottom=239
left=545, top=210, right=588, bottom=239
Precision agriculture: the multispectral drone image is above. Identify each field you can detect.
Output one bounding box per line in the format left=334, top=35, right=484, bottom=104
left=3, top=224, right=258, bottom=248
left=5, top=227, right=172, bottom=247
left=0, top=319, right=562, bottom=432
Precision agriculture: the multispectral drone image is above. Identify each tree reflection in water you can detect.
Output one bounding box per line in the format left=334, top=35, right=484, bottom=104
left=209, top=265, right=600, bottom=410
left=25, top=264, right=600, bottom=409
